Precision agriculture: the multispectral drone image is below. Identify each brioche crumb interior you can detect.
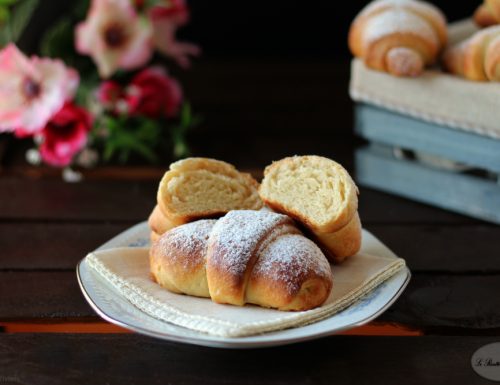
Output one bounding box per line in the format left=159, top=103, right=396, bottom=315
left=165, top=170, right=259, bottom=215
left=264, top=164, right=350, bottom=226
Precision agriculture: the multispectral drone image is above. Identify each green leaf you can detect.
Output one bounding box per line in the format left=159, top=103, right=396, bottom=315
left=103, top=142, right=116, bottom=162
left=0, top=6, right=9, bottom=23
left=180, top=102, right=192, bottom=128
left=0, top=0, right=19, bottom=5
left=39, top=17, right=72, bottom=58
left=8, top=0, right=39, bottom=42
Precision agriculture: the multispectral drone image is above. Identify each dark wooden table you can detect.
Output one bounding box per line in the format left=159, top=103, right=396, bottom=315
left=1, top=59, right=499, bottom=384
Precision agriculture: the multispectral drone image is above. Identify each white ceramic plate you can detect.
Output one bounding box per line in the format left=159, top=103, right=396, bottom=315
left=77, top=222, right=410, bottom=348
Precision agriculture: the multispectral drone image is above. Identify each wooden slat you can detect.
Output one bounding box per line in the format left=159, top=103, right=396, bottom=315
left=383, top=274, right=500, bottom=330
left=358, top=189, right=477, bottom=225
left=0, top=177, right=475, bottom=224
left=2, top=223, right=499, bottom=271
left=0, top=223, right=131, bottom=270
left=0, top=178, right=157, bottom=221
left=0, top=321, right=421, bottom=336
left=1, top=271, right=500, bottom=332
left=2, top=135, right=357, bottom=179
left=365, top=224, right=500, bottom=272
left=355, top=103, right=500, bottom=173
left=356, top=146, right=500, bottom=225
left=0, top=334, right=495, bottom=384
left=0, top=272, right=94, bottom=319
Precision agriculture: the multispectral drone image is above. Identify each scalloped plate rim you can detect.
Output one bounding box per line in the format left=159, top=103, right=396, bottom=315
left=76, top=221, right=411, bottom=349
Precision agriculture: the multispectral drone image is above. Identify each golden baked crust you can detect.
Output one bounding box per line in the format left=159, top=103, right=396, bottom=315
left=149, top=210, right=333, bottom=311
left=246, top=234, right=333, bottom=311
left=259, top=155, right=362, bottom=263
left=150, top=231, right=161, bottom=243
left=206, top=210, right=300, bottom=306
left=313, top=212, right=362, bottom=264
left=443, top=25, right=500, bottom=82
left=348, top=0, right=447, bottom=77
left=156, top=157, right=263, bottom=227
left=475, top=1, right=500, bottom=27
left=148, top=205, right=177, bottom=235
left=150, top=219, right=216, bottom=297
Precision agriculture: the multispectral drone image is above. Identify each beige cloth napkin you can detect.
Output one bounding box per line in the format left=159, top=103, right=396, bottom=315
left=85, top=246, right=405, bottom=338
left=349, top=19, right=500, bottom=140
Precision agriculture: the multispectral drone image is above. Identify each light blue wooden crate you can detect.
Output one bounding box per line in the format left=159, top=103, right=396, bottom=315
left=355, top=145, right=500, bottom=224
left=354, top=104, right=500, bottom=173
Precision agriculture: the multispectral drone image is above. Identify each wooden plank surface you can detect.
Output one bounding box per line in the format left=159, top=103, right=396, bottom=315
left=0, top=177, right=476, bottom=224
left=366, top=224, right=500, bottom=272
left=0, top=223, right=131, bottom=270
left=0, top=334, right=496, bottom=385
left=0, top=178, right=157, bottom=221
left=1, top=271, right=500, bottom=332
left=1, top=223, right=499, bottom=272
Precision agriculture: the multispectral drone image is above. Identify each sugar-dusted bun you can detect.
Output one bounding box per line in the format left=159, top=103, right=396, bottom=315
left=259, top=155, right=361, bottom=263
left=474, top=1, right=500, bottom=27
left=260, top=156, right=358, bottom=233
left=150, top=211, right=333, bottom=311
left=156, top=157, right=263, bottom=228
left=443, top=25, right=500, bottom=81
left=349, top=0, right=447, bottom=77
left=150, top=219, right=217, bottom=297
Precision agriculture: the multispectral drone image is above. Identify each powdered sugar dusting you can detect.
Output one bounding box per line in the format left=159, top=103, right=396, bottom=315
left=253, top=234, right=333, bottom=295
left=208, top=210, right=291, bottom=277
left=159, top=219, right=216, bottom=269
left=360, top=0, right=443, bottom=21
left=386, top=47, right=423, bottom=75
left=364, top=8, right=438, bottom=49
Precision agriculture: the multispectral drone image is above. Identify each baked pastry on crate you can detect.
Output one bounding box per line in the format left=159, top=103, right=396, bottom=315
left=443, top=25, right=500, bottom=81
left=259, top=155, right=362, bottom=264
left=474, top=0, right=500, bottom=27
left=348, top=0, right=448, bottom=77
left=150, top=210, right=333, bottom=311
left=148, top=157, right=263, bottom=241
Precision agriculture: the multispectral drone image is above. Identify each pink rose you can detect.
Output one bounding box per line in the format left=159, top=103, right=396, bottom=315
left=96, top=80, right=122, bottom=104
left=75, top=0, right=153, bottom=78
left=126, top=67, right=182, bottom=118
left=39, top=103, right=93, bottom=167
left=0, top=44, right=79, bottom=136
left=149, top=0, right=200, bottom=68
left=96, top=80, right=125, bottom=113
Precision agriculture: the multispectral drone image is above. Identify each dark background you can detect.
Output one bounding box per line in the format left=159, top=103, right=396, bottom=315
left=17, top=0, right=480, bottom=169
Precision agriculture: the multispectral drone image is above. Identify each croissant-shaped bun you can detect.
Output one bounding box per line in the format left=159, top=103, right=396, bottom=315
left=443, top=25, right=500, bottom=81
left=150, top=210, right=334, bottom=311
left=474, top=0, right=500, bottom=27
left=349, top=0, right=448, bottom=77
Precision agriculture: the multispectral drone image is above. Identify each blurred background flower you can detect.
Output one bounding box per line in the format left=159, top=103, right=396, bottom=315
left=0, top=0, right=200, bottom=179
left=126, top=66, right=182, bottom=118
left=149, top=0, right=200, bottom=68
left=75, top=0, right=153, bottom=78
left=38, top=102, right=92, bottom=167
left=0, top=43, right=78, bottom=136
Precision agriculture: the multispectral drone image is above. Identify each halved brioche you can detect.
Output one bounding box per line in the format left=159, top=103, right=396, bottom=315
left=260, top=156, right=358, bottom=233
left=156, top=157, right=263, bottom=229
left=259, top=155, right=361, bottom=263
